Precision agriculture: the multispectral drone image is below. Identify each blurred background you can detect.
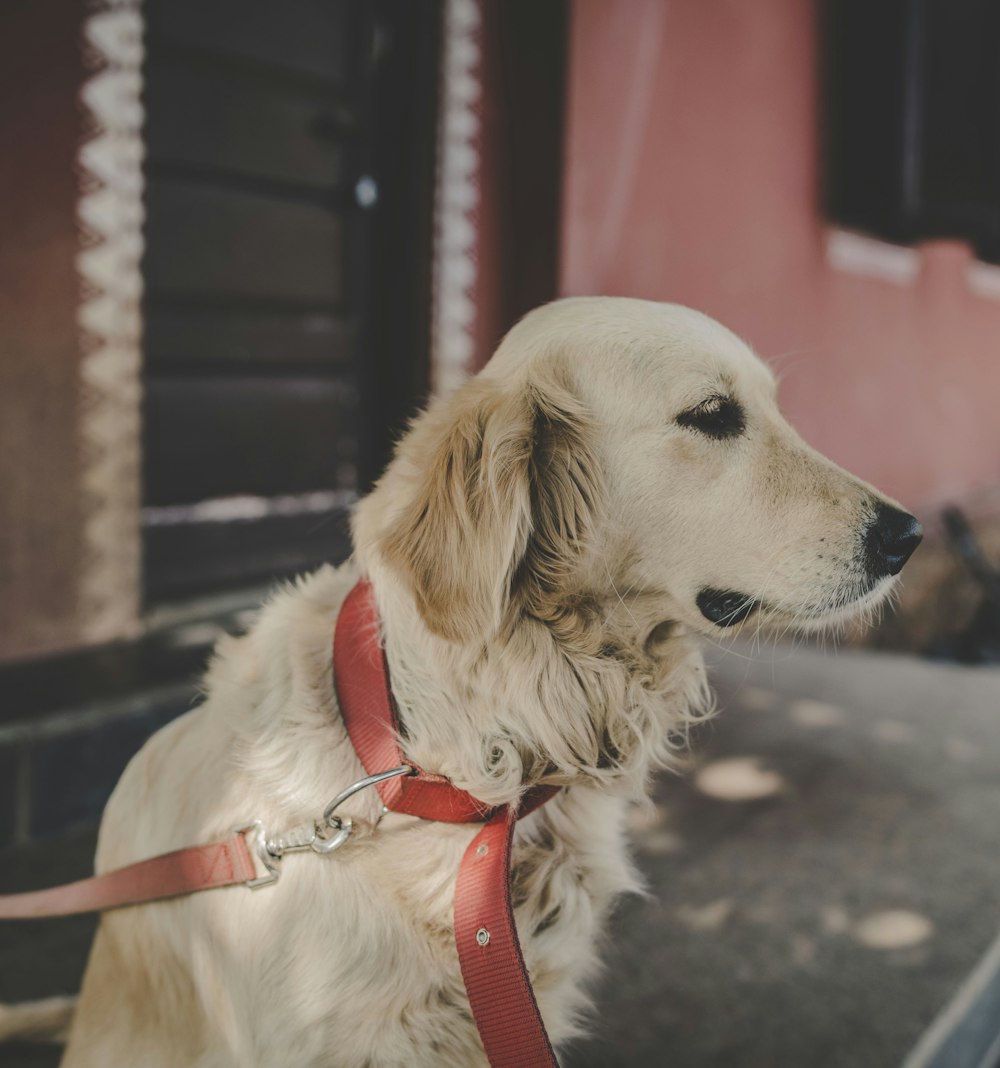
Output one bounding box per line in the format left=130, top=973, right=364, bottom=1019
left=2, top=1, right=1000, bottom=1065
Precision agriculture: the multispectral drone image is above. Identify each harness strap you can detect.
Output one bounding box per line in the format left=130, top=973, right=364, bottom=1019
left=335, top=580, right=559, bottom=1068
left=331, top=585, right=493, bottom=823
left=456, top=812, right=559, bottom=1067
left=0, top=579, right=560, bottom=1068
left=0, top=835, right=255, bottom=919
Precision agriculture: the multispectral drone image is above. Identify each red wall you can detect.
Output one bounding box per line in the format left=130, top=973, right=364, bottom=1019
left=561, top=0, right=1000, bottom=516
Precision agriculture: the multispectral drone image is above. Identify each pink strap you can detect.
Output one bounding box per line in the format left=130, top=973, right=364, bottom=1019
left=0, top=835, right=256, bottom=919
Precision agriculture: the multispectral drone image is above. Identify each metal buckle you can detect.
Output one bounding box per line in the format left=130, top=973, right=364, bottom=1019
left=235, top=765, right=414, bottom=889
left=233, top=820, right=282, bottom=889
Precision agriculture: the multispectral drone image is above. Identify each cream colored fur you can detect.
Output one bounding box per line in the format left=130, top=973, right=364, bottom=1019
left=21, top=298, right=909, bottom=1066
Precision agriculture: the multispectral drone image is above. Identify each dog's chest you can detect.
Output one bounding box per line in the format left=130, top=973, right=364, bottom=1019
left=328, top=789, right=636, bottom=1056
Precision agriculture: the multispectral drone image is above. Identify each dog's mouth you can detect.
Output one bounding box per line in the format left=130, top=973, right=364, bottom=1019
left=696, top=577, right=897, bottom=630
left=696, top=588, right=759, bottom=627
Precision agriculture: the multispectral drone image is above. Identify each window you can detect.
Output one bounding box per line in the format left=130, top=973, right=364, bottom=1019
left=823, top=0, right=1000, bottom=260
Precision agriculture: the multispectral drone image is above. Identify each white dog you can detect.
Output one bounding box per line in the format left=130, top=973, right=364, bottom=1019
left=25, top=298, right=920, bottom=1065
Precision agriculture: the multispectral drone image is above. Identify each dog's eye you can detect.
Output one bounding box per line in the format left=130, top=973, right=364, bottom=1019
left=676, top=395, right=746, bottom=439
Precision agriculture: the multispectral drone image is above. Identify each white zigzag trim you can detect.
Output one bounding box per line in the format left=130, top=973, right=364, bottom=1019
left=76, top=0, right=145, bottom=643
left=431, top=0, right=482, bottom=396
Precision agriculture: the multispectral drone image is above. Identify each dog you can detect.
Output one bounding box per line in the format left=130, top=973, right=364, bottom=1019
left=18, top=297, right=922, bottom=1065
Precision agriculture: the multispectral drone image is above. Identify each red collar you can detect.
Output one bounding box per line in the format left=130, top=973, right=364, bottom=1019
left=334, top=578, right=559, bottom=1067
left=334, top=578, right=496, bottom=821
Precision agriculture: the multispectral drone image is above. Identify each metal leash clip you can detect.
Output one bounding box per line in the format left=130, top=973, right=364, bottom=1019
left=235, top=764, right=415, bottom=889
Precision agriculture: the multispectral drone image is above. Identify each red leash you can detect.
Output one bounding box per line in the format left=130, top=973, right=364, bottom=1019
left=0, top=580, right=560, bottom=1067
left=0, top=836, right=255, bottom=919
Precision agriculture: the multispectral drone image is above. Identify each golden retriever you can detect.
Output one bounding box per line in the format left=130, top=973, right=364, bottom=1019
left=24, top=297, right=921, bottom=1065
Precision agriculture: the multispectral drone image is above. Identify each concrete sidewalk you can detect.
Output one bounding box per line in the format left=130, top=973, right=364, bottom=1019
left=1, top=643, right=999, bottom=1067
left=568, top=643, right=1000, bottom=1068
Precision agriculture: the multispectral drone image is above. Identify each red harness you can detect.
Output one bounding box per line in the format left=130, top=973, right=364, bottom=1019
left=0, top=579, right=560, bottom=1067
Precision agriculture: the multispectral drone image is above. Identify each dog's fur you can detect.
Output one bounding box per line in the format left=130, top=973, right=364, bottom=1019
left=22, top=298, right=911, bottom=1065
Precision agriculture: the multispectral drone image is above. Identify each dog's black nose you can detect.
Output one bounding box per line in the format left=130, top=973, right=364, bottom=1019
left=864, top=504, right=923, bottom=578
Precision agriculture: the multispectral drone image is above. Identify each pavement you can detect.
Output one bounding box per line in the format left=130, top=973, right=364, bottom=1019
left=567, top=642, right=1000, bottom=1068
left=1, top=642, right=999, bottom=1067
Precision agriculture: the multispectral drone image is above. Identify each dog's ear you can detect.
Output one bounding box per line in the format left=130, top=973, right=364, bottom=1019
left=512, top=375, right=602, bottom=625
left=374, top=368, right=601, bottom=642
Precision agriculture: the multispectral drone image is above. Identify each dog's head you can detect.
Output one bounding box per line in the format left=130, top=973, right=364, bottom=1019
left=354, top=297, right=921, bottom=648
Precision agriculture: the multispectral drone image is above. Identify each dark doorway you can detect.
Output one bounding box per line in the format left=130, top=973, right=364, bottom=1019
left=141, top=0, right=441, bottom=603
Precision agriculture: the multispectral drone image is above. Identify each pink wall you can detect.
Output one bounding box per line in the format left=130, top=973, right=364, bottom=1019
left=561, top=0, right=1000, bottom=516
